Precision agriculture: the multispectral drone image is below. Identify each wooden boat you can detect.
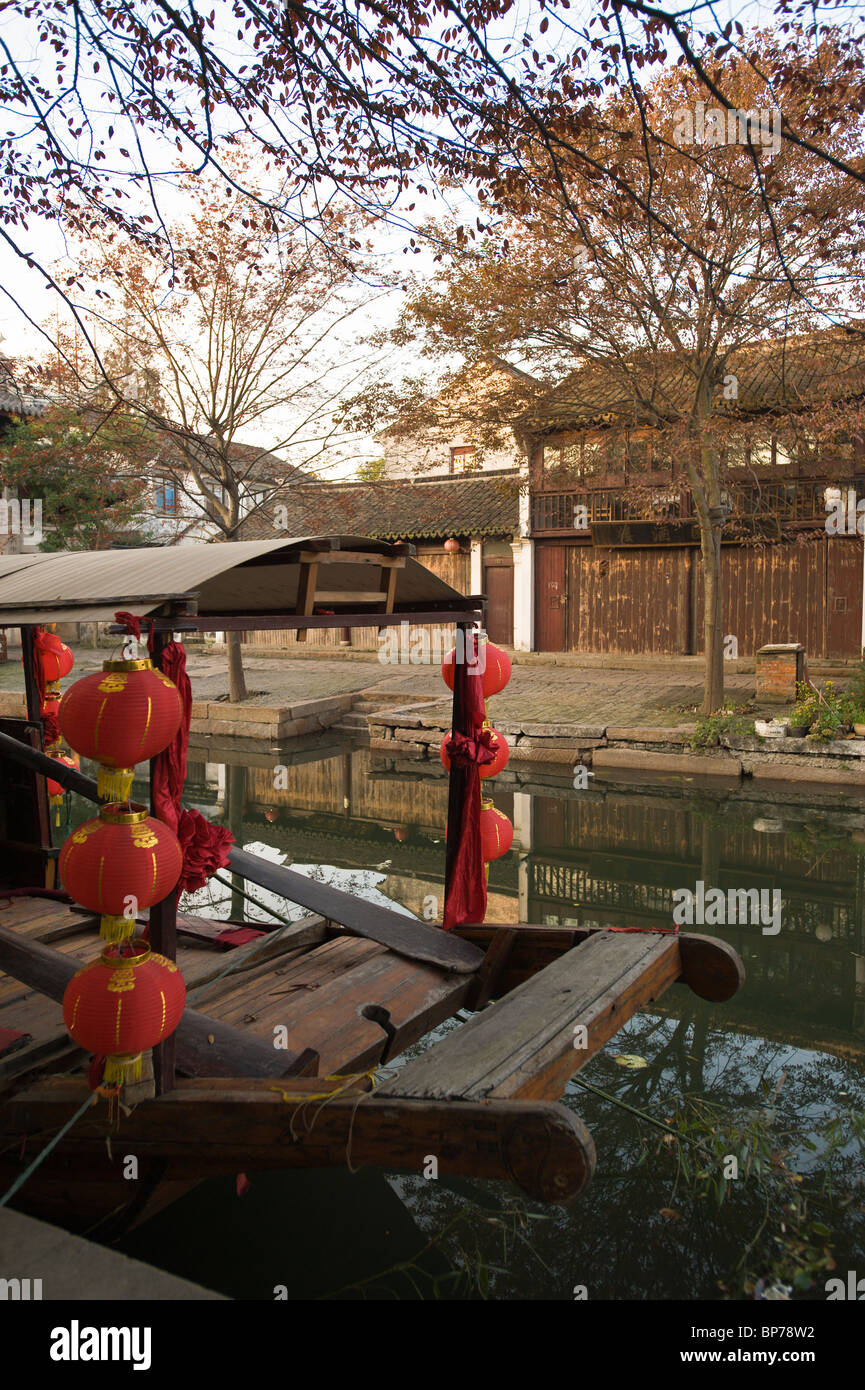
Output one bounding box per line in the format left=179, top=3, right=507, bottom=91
left=0, top=538, right=744, bottom=1235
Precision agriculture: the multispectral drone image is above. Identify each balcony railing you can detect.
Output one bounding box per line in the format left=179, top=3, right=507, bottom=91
left=531, top=479, right=856, bottom=534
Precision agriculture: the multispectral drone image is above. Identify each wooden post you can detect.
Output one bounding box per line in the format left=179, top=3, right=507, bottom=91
left=148, top=628, right=177, bottom=1095
left=20, top=624, right=42, bottom=727
left=295, top=559, right=318, bottom=644
left=443, top=621, right=471, bottom=924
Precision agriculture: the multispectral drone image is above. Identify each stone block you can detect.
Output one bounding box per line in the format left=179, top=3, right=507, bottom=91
left=593, top=748, right=742, bottom=778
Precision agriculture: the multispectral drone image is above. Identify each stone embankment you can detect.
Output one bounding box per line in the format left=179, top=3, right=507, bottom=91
left=365, top=700, right=865, bottom=787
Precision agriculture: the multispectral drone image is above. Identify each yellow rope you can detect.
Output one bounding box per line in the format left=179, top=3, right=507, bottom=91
left=268, top=1069, right=377, bottom=1104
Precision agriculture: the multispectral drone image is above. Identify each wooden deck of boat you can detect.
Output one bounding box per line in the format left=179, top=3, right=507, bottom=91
left=0, top=892, right=744, bottom=1218
left=0, top=895, right=472, bottom=1090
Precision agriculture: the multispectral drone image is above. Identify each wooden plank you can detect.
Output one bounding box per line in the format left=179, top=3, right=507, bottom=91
left=379, top=931, right=682, bottom=1103
left=4, top=1077, right=596, bottom=1203
left=379, top=564, right=398, bottom=614
left=0, top=735, right=484, bottom=976
left=0, top=923, right=318, bottom=1079
left=456, top=924, right=744, bottom=1003
left=227, top=847, right=484, bottom=974
left=214, top=944, right=469, bottom=1075
left=466, top=927, right=518, bottom=1010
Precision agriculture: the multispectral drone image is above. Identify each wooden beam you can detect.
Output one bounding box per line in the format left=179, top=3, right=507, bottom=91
left=148, top=629, right=177, bottom=1095
left=227, top=847, right=483, bottom=974
left=378, top=931, right=683, bottom=1104
left=0, top=924, right=318, bottom=1079
left=455, top=924, right=744, bottom=1003
left=379, top=564, right=398, bottom=614
left=0, top=734, right=484, bottom=977
left=4, top=1077, right=596, bottom=1203
left=19, top=627, right=42, bottom=726
left=294, top=559, right=319, bottom=643
left=189, top=607, right=482, bottom=632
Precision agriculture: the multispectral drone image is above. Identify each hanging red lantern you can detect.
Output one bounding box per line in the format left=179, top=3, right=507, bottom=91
left=393, top=826, right=410, bottom=842
left=46, top=751, right=80, bottom=798
left=479, top=798, right=514, bottom=861
left=440, top=723, right=510, bottom=779
left=30, top=630, right=74, bottom=683
left=441, top=634, right=512, bottom=698
left=46, top=748, right=80, bottom=825
left=264, top=808, right=280, bottom=824
left=62, top=943, right=186, bottom=1086
left=59, top=658, right=183, bottom=801
left=443, top=538, right=461, bottom=553
left=58, top=803, right=183, bottom=942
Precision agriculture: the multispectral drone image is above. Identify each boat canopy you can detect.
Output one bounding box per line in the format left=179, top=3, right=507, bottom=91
left=0, top=537, right=480, bottom=629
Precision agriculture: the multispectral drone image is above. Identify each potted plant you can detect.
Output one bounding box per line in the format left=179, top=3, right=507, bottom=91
left=788, top=682, right=816, bottom=737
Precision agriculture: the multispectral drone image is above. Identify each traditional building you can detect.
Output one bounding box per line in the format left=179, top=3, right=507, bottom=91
left=241, top=470, right=523, bottom=646
left=523, top=326, right=865, bottom=658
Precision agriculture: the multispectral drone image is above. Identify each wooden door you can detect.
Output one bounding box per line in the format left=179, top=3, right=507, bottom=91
left=483, top=563, right=514, bottom=645
left=535, top=542, right=567, bottom=651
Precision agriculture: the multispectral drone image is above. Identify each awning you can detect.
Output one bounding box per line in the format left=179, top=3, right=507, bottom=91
left=0, top=538, right=479, bottom=628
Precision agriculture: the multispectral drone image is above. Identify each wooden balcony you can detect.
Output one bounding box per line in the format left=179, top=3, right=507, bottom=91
left=531, top=478, right=860, bottom=541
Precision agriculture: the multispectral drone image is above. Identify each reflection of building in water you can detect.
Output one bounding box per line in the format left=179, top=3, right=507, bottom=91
left=188, top=742, right=865, bottom=1046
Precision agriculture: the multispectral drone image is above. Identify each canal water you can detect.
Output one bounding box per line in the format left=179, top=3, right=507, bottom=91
left=78, top=737, right=865, bottom=1300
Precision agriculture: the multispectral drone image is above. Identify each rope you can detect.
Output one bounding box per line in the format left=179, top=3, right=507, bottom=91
left=185, top=908, right=309, bottom=1003
left=209, top=871, right=298, bottom=928
left=0, top=1089, right=99, bottom=1209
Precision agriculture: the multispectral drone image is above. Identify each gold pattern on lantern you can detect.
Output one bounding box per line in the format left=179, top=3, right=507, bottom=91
left=70, top=821, right=101, bottom=843
left=130, top=827, right=159, bottom=849
left=97, top=673, right=128, bottom=694
left=107, top=967, right=138, bottom=993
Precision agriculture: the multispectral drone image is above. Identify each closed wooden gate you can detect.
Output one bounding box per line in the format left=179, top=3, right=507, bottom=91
left=534, top=536, right=863, bottom=658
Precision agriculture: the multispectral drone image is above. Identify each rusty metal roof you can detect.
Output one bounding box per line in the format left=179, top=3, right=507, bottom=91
left=0, top=537, right=471, bottom=626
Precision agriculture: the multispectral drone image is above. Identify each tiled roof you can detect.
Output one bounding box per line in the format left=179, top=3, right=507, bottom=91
left=0, top=362, right=47, bottom=418
left=523, top=326, right=865, bottom=434
left=241, top=471, right=521, bottom=541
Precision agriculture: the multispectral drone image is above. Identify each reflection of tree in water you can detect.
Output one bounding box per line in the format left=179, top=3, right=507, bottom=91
left=375, top=1007, right=865, bottom=1301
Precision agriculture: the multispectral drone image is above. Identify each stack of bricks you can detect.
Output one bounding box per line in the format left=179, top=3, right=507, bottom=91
left=755, top=643, right=805, bottom=704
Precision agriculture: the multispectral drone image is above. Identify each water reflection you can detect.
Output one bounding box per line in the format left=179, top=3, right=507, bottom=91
left=107, top=739, right=865, bottom=1298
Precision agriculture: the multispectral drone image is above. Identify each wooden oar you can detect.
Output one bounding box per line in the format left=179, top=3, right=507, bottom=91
left=0, top=730, right=483, bottom=975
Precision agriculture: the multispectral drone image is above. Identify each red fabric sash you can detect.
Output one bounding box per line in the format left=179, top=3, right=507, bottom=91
left=442, top=634, right=487, bottom=930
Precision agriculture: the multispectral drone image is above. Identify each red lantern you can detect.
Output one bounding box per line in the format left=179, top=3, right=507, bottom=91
left=393, top=826, right=410, bottom=842
left=31, top=630, right=74, bottom=683
left=441, top=634, right=512, bottom=698
left=479, top=799, right=514, bottom=861
left=46, top=752, right=80, bottom=798
left=264, top=808, right=280, bottom=824
left=60, top=659, right=183, bottom=801
left=443, top=538, right=461, bottom=553
left=59, top=803, right=183, bottom=942
left=63, top=943, right=186, bottom=1085
left=440, top=724, right=510, bottom=779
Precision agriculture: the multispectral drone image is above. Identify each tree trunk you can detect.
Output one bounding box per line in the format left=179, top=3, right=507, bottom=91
left=700, top=519, right=724, bottom=714
left=226, top=629, right=247, bottom=704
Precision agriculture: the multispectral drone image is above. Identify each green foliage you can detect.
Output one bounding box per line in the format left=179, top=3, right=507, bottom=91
left=659, top=1088, right=865, bottom=1299
left=1, top=405, right=153, bottom=550
left=690, top=704, right=758, bottom=749
left=355, top=456, right=387, bottom=481
left=796, top=679, right=856, bottom=742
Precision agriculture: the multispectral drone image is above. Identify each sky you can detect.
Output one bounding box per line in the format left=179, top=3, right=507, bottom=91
left=2, top=0, right=863, bottom=475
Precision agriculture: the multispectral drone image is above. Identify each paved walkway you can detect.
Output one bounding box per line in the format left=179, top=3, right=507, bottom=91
left=0, top=644, right=761, bottom=726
